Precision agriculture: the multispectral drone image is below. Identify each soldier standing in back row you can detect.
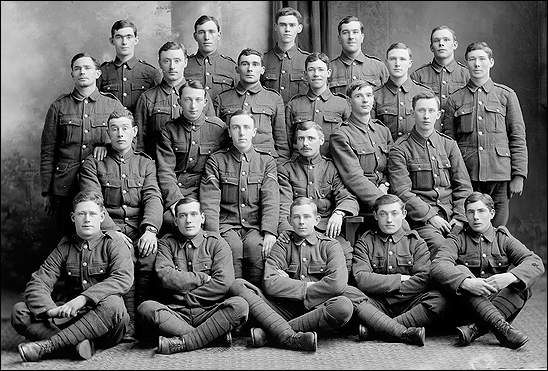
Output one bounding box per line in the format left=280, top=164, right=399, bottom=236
left=98, top=20, right=161, bottom=113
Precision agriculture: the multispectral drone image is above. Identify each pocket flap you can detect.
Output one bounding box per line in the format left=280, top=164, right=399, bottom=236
left=173, top=142, right=187, bottom=152
left=323, top=113, right=341, bottom=123
left=437, top=156, right=452, bottom=168
left=127, top=177, right=144, bottom=188
left=104, top=84, right=119, bottom=92
left=153, top=106, right=171, bottom=115
left=60, top=116, right=82, bottom=126
left=371, top=256, right=385, bottom=268
left=88, top=264, right=108, bottom=275
left=408, top=162, right=432, bottom=171
left=250, top=105, right=274, bottom=115
left=308, top=264, right=327, bottom=274
left=484, top=104, right=506, bottom=116
left=379, top=143, right=389, bottom=154
left=131, top=82, right=147, bottom=91
left=212, top=74, right=234, bottom=85
left=461, top=258, right=480, bottom=268
left=220, top=174, right=239, bottom=185
left=378, top=104, right=397, bottom=115
left=495, top=146, right=511, bottom=157
left=285, top=264, right=298, bottom=274
left=263, top=73, right=277, bottom=81
left=349, top=141, right=374, bottom=155
left=100, top=177, right=122, bottom=188
left=247, top=175, right=263, bottom=184
left=329, top=79, right=347, bottom=88
left=199, top=144, right=215, bottom=155
left=290, top=72, right=305, bottom=81
left=66, top=264, right=80, bottom=277
left=396, top=255, right=413, bottom=266
left=196, top=259, right=213, bottom=271
left=454, top=104, right=473, bottom=117
left=488, top=256, right=509, bottom=269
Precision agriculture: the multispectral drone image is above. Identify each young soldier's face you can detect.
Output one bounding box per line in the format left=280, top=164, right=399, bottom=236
left=296, top=127, right=323, bottom=158
left=275, top=15, right=303, bottom=44
left=374, top=202, right=407, bottom=234
left=465, top=200, right=495, bottom=234
left=71, top=200, right=105, bottom=240
left=229, top=114, right=256, bottom=152
left=159, top=48, right=187, bottom=83
left=413, top=98, right=440, bottom=136
left=290, top=204, right=320, bottom=238
left=386, top=48, right=412, bottom=79
left=338, top=21, right=364, bottom=54
left=180, top=86, right=206, bottom=122
left=466, top=49, right=494, bottom=81
left=194, top=21, right=221, bottom=55
left=237, top=54, right=265, bottom=84
left=349, top=85, right=374, bottom=116
left=175, top=201, right=205, bottom=238
left=305, top=59, right=331, bottom=90
left=110, top=27, right=139, bottom=58
left=430, top=29, right=458, bottom=60
left=108, top=117, right=137, bottom=154
left=71, top=57, right=101, bottom=89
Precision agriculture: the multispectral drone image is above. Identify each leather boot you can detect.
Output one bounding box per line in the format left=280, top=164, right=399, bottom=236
left=75, top=339, right=95, bottom=360
left=358, top=324, right=369, bottom=341
left=456, top=323, right=487, bottom=346
left=401, top=327, right=425, bottom=346
left=18, top=340, right=55, bottom=362
left=157, top=336, right=186, bottom=354
left=250, top=327, right=268, bottom=348
left=492, top=320, right=528, bottom=349
left=282, top=331, right=317, bottom=352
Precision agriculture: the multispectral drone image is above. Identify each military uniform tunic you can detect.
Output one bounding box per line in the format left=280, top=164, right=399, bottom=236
left=329, top=51, right=389, bottom=96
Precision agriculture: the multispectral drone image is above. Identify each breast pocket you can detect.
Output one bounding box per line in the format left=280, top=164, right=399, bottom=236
left=408, top=162, right=433, bottom=191
left=285, top=263, right=298, bottom=278
left=321, top=113, right=342, bottom=139
left=212, top=74, right=235, bottom=92
left=349, top=140, right=376, bottom=173
left=90, top=114, right=109, bottom=143
left=396, top=255, right=414, bottom=274
left=173, top=142, right=189, bottom=171
left=484, top=103, right=506, bottom=133
left=247, top=175, right=263, bottom=205
left=127, top=177, right=144, bottom=203
left=329, top=78, right=347, bottom=93
left=88, top=263, right=109, bottom=282
left=290, top=72, right=307, bottom=94
left=454, top=104, right=474, bottom=134
left=307, top=263, right=327, bottom=279
left=152, top=106, right=172, bottom=133
left=100, top=177, right=122, bottom=205
left=195, top=258, right=213, bottom=274
left=359, top=73, right=382, bottom=88
left=103, top=83, right=120, bottom=95
left=59, top=115, right=82, bottom=144
left=65, top=263, right=81, bottom=282
left=437, top=155, right=452, bottom=187
left=262, top=72, right=278, bottom=89
left=488, top=255, right=509, bottom=274
left=370, top=256, right=385, bottom=273
left=220, top=174, right=239, bottom=204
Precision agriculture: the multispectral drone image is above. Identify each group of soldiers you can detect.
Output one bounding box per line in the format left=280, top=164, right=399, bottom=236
left=11, top=7, right=545, bottom=363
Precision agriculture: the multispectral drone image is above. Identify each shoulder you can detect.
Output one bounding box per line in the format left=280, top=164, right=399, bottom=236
left=363, top=53, right=383, bottom=63
left=255, top=147, right=276, bottom=159
left=134, top=150, right=153, bottom=161
left=104, top=231, right=132, bottom=249
left=413, top=63, right=432, bottom=73
left=297, top=47, right=311, bottom=56
left=493, top=82, right=515, bottom=94
left=100, top=60, right=114, bottom=70
left=205, top=115, right=226, bottom=128
left=333, top=92, right=348, bottom=100
left=393, top=133, right=411, bottom=146
left=317, top=232, right=336, bottom=243
left=438, top=131, right=456, bottom=143
left=98, top=91, right=120, bottom=101
left=217, top=88, right=236, bottom=99
left=371, top=118, right=388, bottom=129
left=412, top=80, right=432, bottom=91
left=220, top=53, right=236, bottom=64
left=288, top=93, right=307, bottom=104
left=456, top=60, right=468, bottom=69
left=405, top=229, right=421, bottom=239
left=203, top=230, right=222, bottom=241
left=137, top=59, right=158, bottom=70
left=495, top=225, right=513, bottom=237
left=373, top=84, right=385, bottom=94
left=52, top=92, right=72, bottom=104
left=262, top=86, right=282, bottom=98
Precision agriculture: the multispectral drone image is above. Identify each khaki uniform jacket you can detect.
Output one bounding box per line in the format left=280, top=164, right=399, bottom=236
left=200, top=146, right=279, bottom=236
left=352, top=228, right=431, bottom=304
left=24, top=231, right=133, bottom=318
left=155, top=230, right=234, bottom=308
left=329, top=51, right=388, bottom=95
left=278, top=153, right=358, bottom=233
left=388, top=129, right=473, bottom=223
left=441, top=79, right=528, bottom=182
left=79, top=145, right=163, bottom=232
left=98, top=56, right=162, bottom=113
left=40, top=88, right=124, bottom=197
left=156, top=113, right=228, bottom=208
left=262, top=44, right=310, bottom=104
left=431, top=225, right=545, bottom=294
left=264, top=231, right=348, bottom=310
left=185, top=50, right=238, bottom=102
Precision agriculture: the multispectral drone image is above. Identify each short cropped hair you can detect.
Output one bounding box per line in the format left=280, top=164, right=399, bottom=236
left=386, top=42, right=412, bottom=59
left=72, top=191, right=105, bottom=211
left=107, top=109, right=136, bottom=127
left=430, top=25, right=457, bottom=44
left=337, top=15, right=364, bottom=34
left=70, top=53, right=100, bottom=70
left=290, top=197, right=318, bottom=216
left=275, top=7, right=303, bottom=24
left=194, top=15, right=221, bottom=32
left=412, top=91, right=440, bottom=110
left=229, top=109, right=256, bottom=127
left=373, top=194, right=405, bottom=212
left=294, top=120, right=324, bottom=141
left=174, top=196, right=202, bottom=215
left=111, top=19, right=137, bottom=38
left=465, top=41, right=494, bottom=60
left=237, top=48, right=263, bottom=66
left=464, top=192, right=495, bottom=211
left=178, top=79, right=206, bottom=96
left=346, top=79, right=374, bottom=98
left=158, top=41, right=186, bottom=59
left=305, top=52, right=330, bottom=70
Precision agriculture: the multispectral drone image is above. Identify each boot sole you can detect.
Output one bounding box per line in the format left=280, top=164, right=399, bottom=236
left=455, top=327, right=472, bottom=346
left=309, top=332, right=318, bottom=352
left=250, top=328, right=267, bottom=347
left=504, top=336, right=529, bottom=350
left=18, top=343, right=33, bottom=362
left=76, top=339, right=95, bottom=360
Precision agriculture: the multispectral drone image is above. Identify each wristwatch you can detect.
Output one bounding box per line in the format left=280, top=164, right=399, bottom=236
left=145, top=226, right=158, bottom=234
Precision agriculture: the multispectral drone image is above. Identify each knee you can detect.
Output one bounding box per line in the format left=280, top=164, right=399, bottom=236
left=325, top=296, right=354, bottom=326
left=96, top=295, right=127, bottom=324
left=223, top=296, right=249, bottom=325
left=228, top=278, right=249, bottom=296
left=11, top=301, right=31, bottom=333
left=423, top=290, right=450, bottom=316
left=137, top=300, right=163, bottom=322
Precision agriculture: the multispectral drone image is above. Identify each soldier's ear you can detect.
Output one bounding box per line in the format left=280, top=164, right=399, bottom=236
left=297, top=23, right=303, bottom=34
left=326, top=69, right=332, bottom=79
left=99, top=210, right=105, bottom=223
left=109, top=37, right=115, bottom=46
left=134, top=36, right=139, bottom=46
left=70, top=212, right=76, bottom=223
left=373, top=211, right=379, bottom=221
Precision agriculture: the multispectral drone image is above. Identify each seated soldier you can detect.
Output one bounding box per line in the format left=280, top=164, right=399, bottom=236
left=278, top=120, right=359, bottom=271
left=137, top=197, right=249, bottom=354
left=352, top=194, right=448, bottom=341
left=79, top=109, right=163, bottom=341
left=200, top=109, right=279, bottom=288
left=431, top=192, right=545, bottom=349
left=12, top=191, right=133, bottom=362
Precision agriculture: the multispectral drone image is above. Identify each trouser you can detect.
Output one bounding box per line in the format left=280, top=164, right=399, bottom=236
left=137, top=297, right=248, bottom=350
left=472, top=181, right=509, bottom=227
left=11, top=295, right=128, bottom=350
left=221, top=227, right=264, bottom=289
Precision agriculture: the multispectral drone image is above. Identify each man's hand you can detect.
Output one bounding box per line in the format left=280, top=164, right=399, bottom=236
left=484, top=273, right=518, bottom=291
left=93, top=146, right=107, bottom=161
left=138, top=230, right=157, bottom=258
left=509, top=176, right=524, bottom=198
left=47, top=295, right=88, bottom=318
left=428, top=215, right=451, bottom=234
left=277, top=230, right=291, bottom=244
left=378, top=183, right=389, bottom=195
left=43, top=195, right=55, bottom=216
left=400, top=274, right=411, bottom=282
left=262, top=232, right=277, bottom=259
left=276, top=269, right=289, bottom=278
left=325, top=212, right=344, bottom=238
left=460, top=277, right=498, bottom=296
left=306, top=281, right=314, bottom=288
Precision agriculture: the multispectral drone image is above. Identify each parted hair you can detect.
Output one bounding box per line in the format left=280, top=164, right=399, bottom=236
left=72, top=191, right=105, bottom=211
left=178, top=80, right=206, bottom=96
left=386, top=42, right=412, bottom=59
left=230, top=109, right=256, bottom=127
left=465, top=41, right=494, bottom=60
left=158, top=41, right=187, bottom=59
left=294, top=120, right=324, bottom=141
left=373, top=194, right=405, bottom=212
left=275, top=7, right=303, bottom=24
left=290, top=197, right=318, bottom=216
left=346, top=79, right=374, bottom=98
left=174, top=196, right=202, bottom=215
left=237, top=48, right=264, bottom=65
left=110, top=19, right=137, bottom=37
left=465, top=192, right=495, bottom=211
left=194, top=15, right=221, bottom=32
left=70, top=53, right=100, bottom=70
left=305, top=52, right=330, bottom=70
left=430, top=25, right=457, bottom=43
left=107, top=109, right=136, bottom=127
left=337, top=15, right=364, bottom=34
left=411, top=91, right=440, bottom=110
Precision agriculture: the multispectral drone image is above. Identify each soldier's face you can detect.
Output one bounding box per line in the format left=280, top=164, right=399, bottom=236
left=386, top=48, right=412, bottom=79
left=229, top=115, right=256, bottom=152
left=237, top=54, right=265, bottom=84
left=159, top=49, right=187, bottom=83
left=466, top=49, right=494, bottom=81
left=275, top=15, right=303, bottom=44
left=465, top=200, right=495, bottom=234
left=413, top=98, right=441, bottom=136
left=194, top=21, right=221, bottom=55
left=180, top=86, right=206, bottom=121
left=290, top=204, right=320, bottom=238
left=296, top=127, right=323, bottom=158
left=71, top=201, right=105, bottom=240
left=349, top=85, right=374, bottom=116
left=374, top=202, right=406, bottom=234
left=175, top=201, right=205, bottom=238
left=338, top=21, right=364, bottom=54
left=108, top=117, right=137, bottom=154
left=305, top=59, right=331, bottom=90
left=430, top=29, right=458, bottom=60
left=71, top=57, right=101, bottom=88
left=110, top=27, right=138, bottom=58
